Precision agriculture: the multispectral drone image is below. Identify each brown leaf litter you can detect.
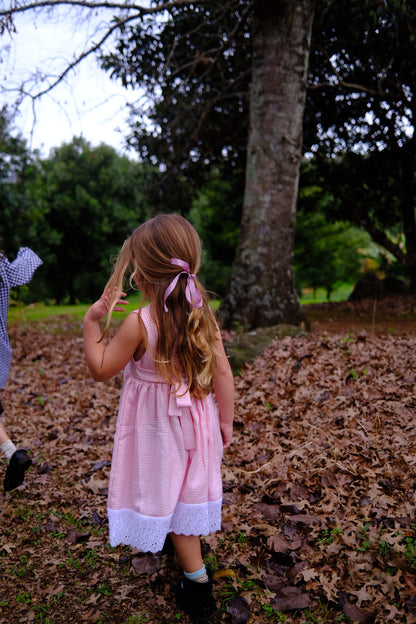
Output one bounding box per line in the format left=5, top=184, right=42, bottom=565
left=0, top=296, right=415, bottom=623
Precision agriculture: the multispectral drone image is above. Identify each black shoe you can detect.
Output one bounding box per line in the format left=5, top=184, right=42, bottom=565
left=174, top=568, right=218, bottom=623
left=4, top=449, right=32, bottom=491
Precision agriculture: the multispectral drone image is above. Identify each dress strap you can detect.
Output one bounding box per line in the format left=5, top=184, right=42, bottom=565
left=137, top=304, right=153, bottom=331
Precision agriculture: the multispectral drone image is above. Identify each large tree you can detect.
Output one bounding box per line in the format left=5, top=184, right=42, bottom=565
left=100, top=0, right=312, bottom=327
left=1, top=0, right=309, bottom=328
left=219, top=1, right=313, bottom=328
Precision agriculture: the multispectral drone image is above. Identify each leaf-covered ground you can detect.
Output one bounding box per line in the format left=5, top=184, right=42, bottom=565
left=1, top=296, right=415, bottom=624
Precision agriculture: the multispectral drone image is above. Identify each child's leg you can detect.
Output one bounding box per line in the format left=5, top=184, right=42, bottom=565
left=170, top=533, right=204, bottom=574
left=0, top=422, right=17, bottom=457
left=0, top=413, right=32, bottom=492
left=171, top=533, right=217, bottom=621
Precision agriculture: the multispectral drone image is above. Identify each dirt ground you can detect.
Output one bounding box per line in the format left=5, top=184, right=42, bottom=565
left=304, top=295, right=416, bottom=335
left=0, top=295, right=415, bottom=624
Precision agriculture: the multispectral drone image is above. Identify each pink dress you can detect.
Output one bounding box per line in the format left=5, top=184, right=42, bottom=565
left=107, top=305, right=224, bottom=553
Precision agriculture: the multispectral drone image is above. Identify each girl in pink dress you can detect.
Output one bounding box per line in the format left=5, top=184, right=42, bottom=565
left=83, top=214, right=234, bottom=623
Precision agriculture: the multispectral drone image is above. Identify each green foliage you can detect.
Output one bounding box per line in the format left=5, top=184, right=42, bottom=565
left=121, top=616, right=151, bottom=624
left=297, top=155, right=413, bottom=293
left=404, top=535, right=416, bottom=569
left=295, top=186, right=371, bottom=298
left=306, top=0, right=416, bottom=289
left=261, top=605, right=287, bottom=621
left=189, top=169, right=242, bottom=296
left=101, top=2, right=250, bottom=203
left=24, top=137, right=153, bottom=303
left=219, top=574, right=258, bottom=604
left=100, top=0, right=416, bottom=293
left=0, top=107, right=41, bottom=257
left=1, top=124, right=157, bottom=305
left=318, top=527, right=343, bottom=546
left=308, top=0, right=416, bottom=155
left=9, top=554, right=33, bottom=578
left=300, top=283, right=354, bottom=304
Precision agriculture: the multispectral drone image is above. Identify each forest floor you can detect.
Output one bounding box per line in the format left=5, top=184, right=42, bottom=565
left=0, top=295, right=415, bottom=624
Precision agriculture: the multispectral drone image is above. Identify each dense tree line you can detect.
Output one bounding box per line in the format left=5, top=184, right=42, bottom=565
left=0, top=110, right=392, bottom=306
left=0, top=117, right=151, bottom=303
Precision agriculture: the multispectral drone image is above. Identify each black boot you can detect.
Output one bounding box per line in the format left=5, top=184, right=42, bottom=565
left=174, top=568, right=217, bottom=623
left=4, top=449, right=32, bottom=491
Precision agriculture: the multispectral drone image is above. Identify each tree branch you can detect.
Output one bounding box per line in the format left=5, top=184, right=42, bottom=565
left=352, top=209, right=407, bottom=266
left=2, top=0, right=251, bottom=104
left=28, top=14, right=137, bottom=99
left=0, top=0, right=203, bottom=18
left=308, top=79, right=406, bottom=101
left=308, top=46, right=408, bottom=103
left=163, top=0, right=252, bottom=81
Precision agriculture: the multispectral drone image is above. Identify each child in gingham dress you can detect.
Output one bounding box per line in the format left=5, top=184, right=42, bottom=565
left=83, top=215, right=234, bottom=623
left=0, top=247, right=43, bottom=491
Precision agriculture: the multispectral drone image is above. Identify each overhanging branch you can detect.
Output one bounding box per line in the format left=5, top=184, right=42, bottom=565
left=308, top=45, right=408, bottom=104
left=0, top=0, right=203, bottom=17
left=29, top=14, right=138, bottom=99
left=352, top=210, right=406, bottom=266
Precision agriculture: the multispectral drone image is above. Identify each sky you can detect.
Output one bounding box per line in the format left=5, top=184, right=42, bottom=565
left=1, top=7, right=142, bottom=158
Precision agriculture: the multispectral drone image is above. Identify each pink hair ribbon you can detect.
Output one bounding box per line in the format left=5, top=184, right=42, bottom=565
left=163, top=258, right=203, bottom=313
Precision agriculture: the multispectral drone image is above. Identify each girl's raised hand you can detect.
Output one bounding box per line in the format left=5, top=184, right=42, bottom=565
left=85, top=288, right=129, bottom=322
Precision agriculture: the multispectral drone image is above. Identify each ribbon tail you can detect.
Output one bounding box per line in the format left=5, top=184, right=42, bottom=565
left=186, top=277, right=203, bottom=309
left=164, top=272, right=182, bottom=312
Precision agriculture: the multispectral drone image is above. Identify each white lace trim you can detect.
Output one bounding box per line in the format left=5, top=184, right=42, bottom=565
left=108, top=499, right=222, bottom=553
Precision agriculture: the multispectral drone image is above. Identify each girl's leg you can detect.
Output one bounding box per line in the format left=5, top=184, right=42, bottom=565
left=171, top=533, right=217, bottom=621
left=169, top=533, right=203, bottom=573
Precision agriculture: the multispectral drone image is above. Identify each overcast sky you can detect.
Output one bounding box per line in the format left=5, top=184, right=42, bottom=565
left=1, top=8, right=142, bottom=157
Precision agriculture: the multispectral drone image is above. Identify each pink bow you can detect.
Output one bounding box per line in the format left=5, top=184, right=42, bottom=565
left=163, top=258, right=203, bottom=313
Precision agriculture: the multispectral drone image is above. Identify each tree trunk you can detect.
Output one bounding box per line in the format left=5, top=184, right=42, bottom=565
left=219, top=0, right=314, bottom=329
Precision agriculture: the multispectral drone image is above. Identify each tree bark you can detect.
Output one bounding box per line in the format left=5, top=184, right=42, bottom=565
left=219, top=0, right=314, bottom=329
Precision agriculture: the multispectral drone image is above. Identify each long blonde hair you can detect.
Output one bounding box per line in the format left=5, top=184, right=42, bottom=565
left=102, top=214, right=218, bottom=398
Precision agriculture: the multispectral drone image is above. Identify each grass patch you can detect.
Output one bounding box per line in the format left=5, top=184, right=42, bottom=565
left=300, top=283, right=354, bottom=305
left=9, top=302, right=91, bottom=324
left=9, top=292, right=222, bottom=324
left=8, top=282, right=353, bottom=324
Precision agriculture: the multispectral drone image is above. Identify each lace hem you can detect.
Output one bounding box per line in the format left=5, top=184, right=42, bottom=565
left=108, top=498, right=222, bottom=553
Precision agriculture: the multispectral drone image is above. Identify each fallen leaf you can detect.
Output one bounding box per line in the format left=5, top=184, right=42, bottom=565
left=338, top=592, right=373, bottom=623
left=226, top=595, right=250, bottom=623
left=272, top=586, right=312, bottom=612
left=130, top=555, right=162, bottom=575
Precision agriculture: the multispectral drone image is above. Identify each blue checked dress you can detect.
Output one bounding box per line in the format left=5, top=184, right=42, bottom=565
left=0, top=248, right=42, bottom=389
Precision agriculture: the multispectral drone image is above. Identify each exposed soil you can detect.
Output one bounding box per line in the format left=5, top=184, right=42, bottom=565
left=304, top=295, right=416, bottom=335
left=0, top=295, right=415, bottom=624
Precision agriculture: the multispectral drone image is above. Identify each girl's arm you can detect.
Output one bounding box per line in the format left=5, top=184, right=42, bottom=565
left=213, top=325, right=234, bottom=448
left=83, top=289, right=145, bottom=381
